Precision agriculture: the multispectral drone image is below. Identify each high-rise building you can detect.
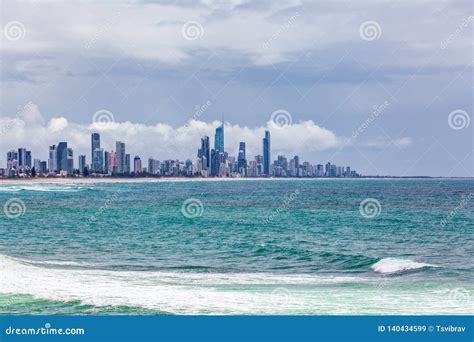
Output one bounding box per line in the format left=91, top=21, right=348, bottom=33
left=214, top=123, right=224, bottom=153
left=56, top=142, right=68, bottom=172
left=18, top=148, right=27, bottom=167
left=33, top=159, right=41, bottom=172
left=116, top=141, right=125, bottom=174
left=39, top=161, right=47, bottom=174
left=263, top=130, right=271, bottom=176
left=200, top=136, right=210, bottom=169
left=48, top=145, right=57, bottom=172
left=108, top=151, right=117, bottom=174
left=104, top=151, right=109, bottom=174
left=7, top=150, right=18, bottom=172
left=78, top=155, right=86, bottom=174
left=67, top=148, right=74, bottom=175
left=133, top=156, right=142, bottom=174
left=125, top=154, right=131, bottom=174
left=91, top=133, right=100, bottom=163
left=92, top=148, right=104, bottom=173
left=237, top=142, right=247, bottom=175
left=25, top=151, right=32, bottom=168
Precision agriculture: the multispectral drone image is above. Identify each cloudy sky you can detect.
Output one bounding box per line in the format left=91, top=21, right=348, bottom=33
left=1, top=0, right=472, bottom=176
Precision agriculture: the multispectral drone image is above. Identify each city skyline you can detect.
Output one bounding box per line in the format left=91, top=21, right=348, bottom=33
left=2, top=123, right=361, bottom=178
left=1, top=1, right=471, bottom=177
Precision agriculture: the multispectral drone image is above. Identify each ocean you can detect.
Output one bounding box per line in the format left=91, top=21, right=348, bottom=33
left=0, top=179, right=472, bottom=315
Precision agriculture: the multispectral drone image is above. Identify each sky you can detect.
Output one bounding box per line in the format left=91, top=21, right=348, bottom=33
left=0, top=0, right=472, bottom=176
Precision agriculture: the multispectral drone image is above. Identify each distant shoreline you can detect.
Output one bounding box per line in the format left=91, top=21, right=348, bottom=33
left=0, top=176, right=471, bottom=184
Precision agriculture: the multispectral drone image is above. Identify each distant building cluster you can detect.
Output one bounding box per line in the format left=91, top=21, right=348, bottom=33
left=1, top=123, right=360, bottom=178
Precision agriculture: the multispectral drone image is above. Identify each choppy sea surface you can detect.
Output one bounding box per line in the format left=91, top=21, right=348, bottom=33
left=0, top=179, right=472, bottom=315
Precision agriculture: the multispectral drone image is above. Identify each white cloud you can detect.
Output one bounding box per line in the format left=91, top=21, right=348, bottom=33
left=1, top=103, right=346, bottom=166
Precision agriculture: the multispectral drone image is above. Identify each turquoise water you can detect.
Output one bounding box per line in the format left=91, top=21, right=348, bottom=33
left=0, top=179, right=472, bottom=315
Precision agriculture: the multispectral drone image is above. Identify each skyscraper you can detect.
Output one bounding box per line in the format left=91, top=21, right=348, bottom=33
left=125, top=154, right=131, bottom=174
left=92, top=148, right=104, bottom=173
left=57, top=142, right=68, bottom=172
left=25, top=151, right=32, bottom=168
left=116, top=141, right=125, bottom=174
left=48, top=145, right=57, bottom=172
left=200, top=136, right=210, bottom=169
left=67, top=148, right=74, bottom=175
left=237, top=142, right=247, bottom=174
left=214, top=123, right=224, bottom=153
left=91, top=133, right=100, bottom=164
left=263, top=130, right=271, bottom=176
left=134, top=156, right=142, bottom=174
left=18, top=148, right=26, bottom=167
left=78, top=155, right=86, bottom=174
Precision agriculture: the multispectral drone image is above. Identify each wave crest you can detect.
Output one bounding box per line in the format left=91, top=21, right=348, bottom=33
left=371, top=257, right=438, bottom=274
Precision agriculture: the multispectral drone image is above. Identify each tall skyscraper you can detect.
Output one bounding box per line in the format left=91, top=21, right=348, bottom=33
left=263, top=130, right=271, bottom=176
left=116, top=141, right=125, bottom=174
left=125, top=154, right=131, bottom=174
left=237, top=142, right=247, bottom=174
left=18, top=148, right=26, bottom=167
left=57, top=142, right=68, bottom=172
left=7, top=150, right=18, bottom=172
left=200, top=136, right=210, bottom=169
left=214, top=123, right=224, bottom=153
left=91, top=133, right=100, bottom=164
left=48, top=145, right=57, bottom=172
left=67, top=148, right=74, bottom=175
left=134, top=156, right=142, bottom=174
left=92, top=148, right=104, bottom=173
left=78, top=155, right=86, bottom=174
left=25, top=151, right=32, bottom=168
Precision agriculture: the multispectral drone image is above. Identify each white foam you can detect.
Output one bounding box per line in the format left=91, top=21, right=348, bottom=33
left=0, top=185, right=92, bottom=192
left=1, top=255, right=470, bottom=315
left=371, top=257, right=438, bottom=274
